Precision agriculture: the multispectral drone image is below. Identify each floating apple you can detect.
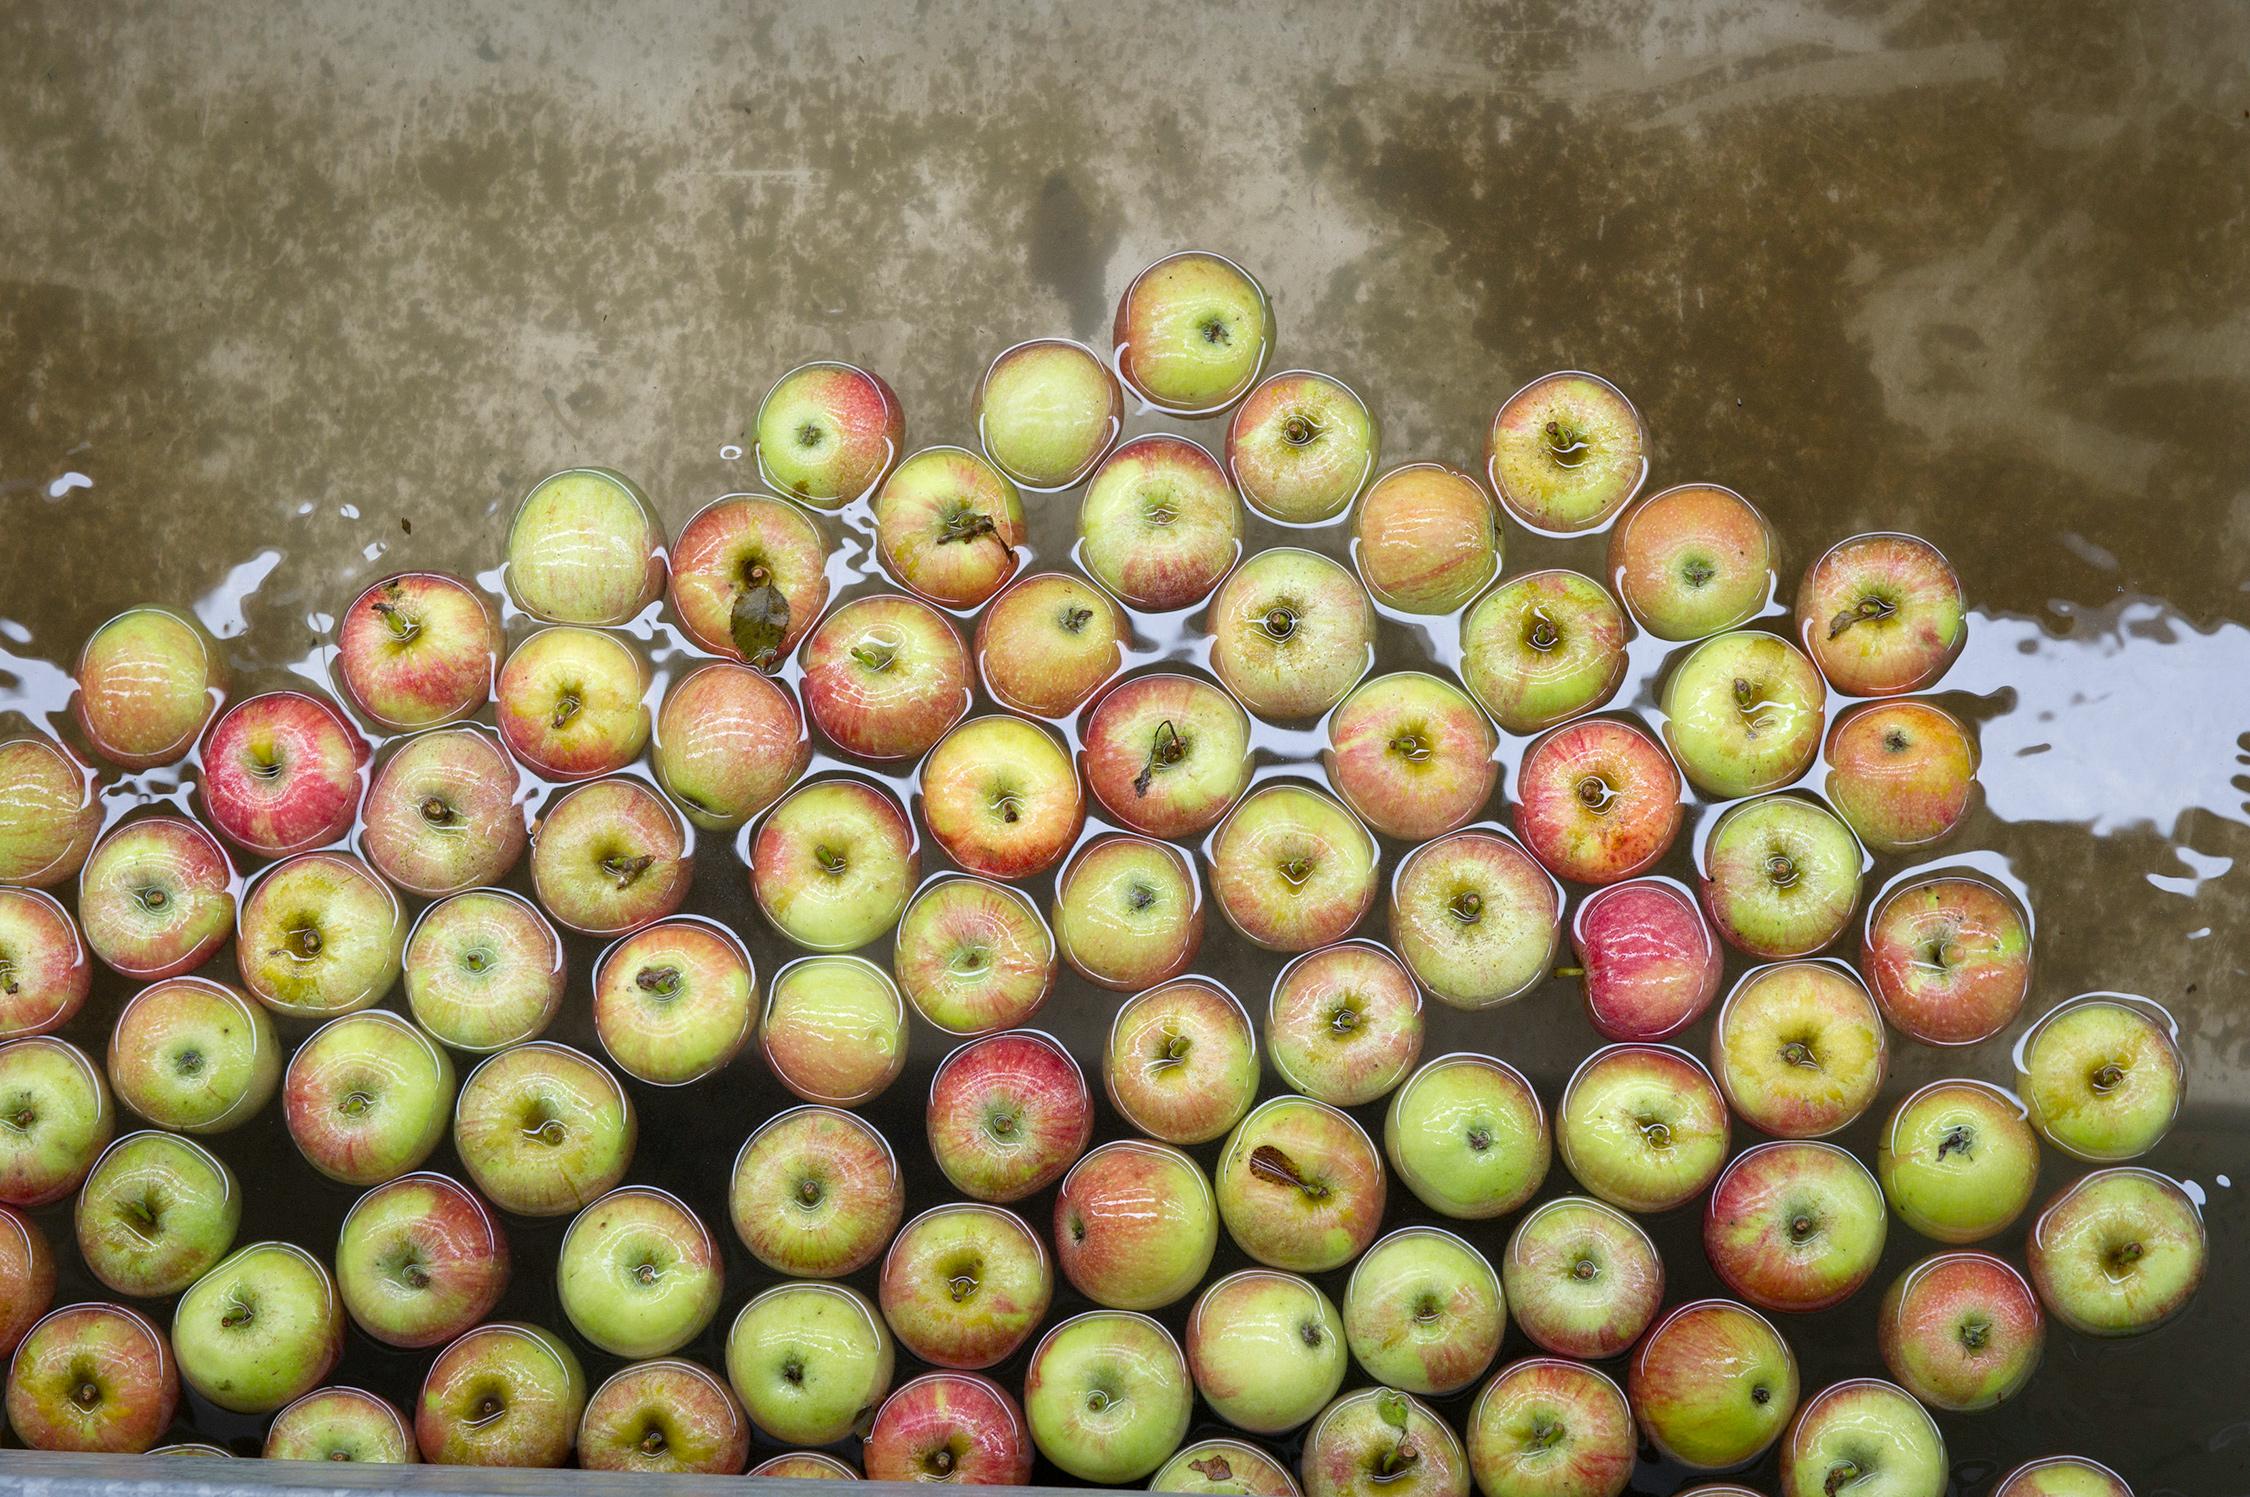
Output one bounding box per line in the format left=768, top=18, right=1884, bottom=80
left=724, top=1282, right=894, bottom=1447
left=1797, top=533, right=1965, bottom=697
left=754, top=360, right=905, bottom=507
left=1228, top=369, right=1378, bottom=524
left=2026, top=1167, right=2205, bottom=1337
left=4, top=1301, right=178, bottom=1452
left=416, top=1321, right=586, bottom=1467
left=1777, top=1379, right=1946, bottom=1497
left=1464, top=1357, right=1635, bottom=1497
left=1823, top=700, right=1978, bottom=853
left=1266, top=940, right=1424, bottom=1107
left=1570, top=877, right=1721, bottom=1042
left=1208, top=547, right=1376, bottom=720
left=1082, top=672, right=1254, bottom=839
left=0, top=1206, right=54, bottom=1356
left=1710, top=961, right=1888, bottom=1139
left=751, top=778, right=918, bottom=952
left=591, top=916, right=756, bottom=1086
left=878, top=1201, right=1052, bottom=1369
left=1187, top=1269, right=1347, bottom=1435
left=1102, top=978, right=1260, bottom=1146
left=926, top=1029, right=1091, bottom=1203
left=1861, top=870, right=2031, bottom=1045
left=1388, top=829, right=1559, bottom=1009
left=1156, top=1437, right=1303, bottom=1497
left=1486, top=371, right=1646, bottom=534
left=1353, top=463, right=1499, bottom=615
left=452, top=1041, right=636, bottom=1218
left=172, top=1240, right=343, bottom=1414
left=1053, top=835, right=1203, bottom=995
left=1079, top=434, right=1241, bottom=612
left=973, top=337, right=1122, bottom=490
left=1384, top=1053, right=1550, bottom=1220
left=359, top=725, right=526, bottom=897
left=266, top=1385, right=419, bottom=1464
left=73, top=605, right=225, bottom=770
left=74, top=1130, right=239, bottom=1298
left=1876, top=1249, right=2044, bottom=1412
left=665, top=494, right=830, bottom=666
left=730, top=1104, right=902, bottom=1279
left=759, top=955, right=908, bottom=1106
left=335, top=570, right=501, bottom=729
left=1555, top=1043, right=1729, bottom=1214
left=1874, top=1078, right=2040, bottom=1244
left=0, top=1035, right=113, bottom=1207
left=896, top=875, right=1056, bottom=1034
left=862, top=1370, right=1033, bottom=1485
left=874, top=446, right=1026, bottom=610
left=1213, top=1095, right=1385, bottom=1273
left=557, top=1185, right=723, bottom=1358
left=1628, top=1299, right=1798, bottom=1470
left=1112, top=250, right=1273, bottom=414
left=504, top=467, right=665, bottom=626
left=800, top=592, right=971, bottom=762
left=1607, top=482, right=1776, bottom=640
left=528, top=777, right=691, bottom=937
left=1211, top=784, right=1380, bottom=953
left=1990, top=1457, right=2133, bottom=1497
left=1501, top=1196, right=1664, bottom=1360
left=2016, top=994, right=2184, bottom=1161
left=920, top=714, right=1082, bottom=879
left=651, top=662, right=810, bottom=831
left=1660, top=630, right=1826, bottom=798
left=106, top=976, right=278, bottom=1133
left=0, top=887, right=91, bottom=1038
left=1023, top=1310, right=1193, bottom=1484
left=1699, top=793, right=1864, bottom=959
left=1300, top=1387, right=1469, bottom=1497
left=577, top=1359, right=747, bottom=1475
left=200, top=690, right=370, bottom=858
left=1514, top=716, right=1682, bottom=885
left=282, top=1008, right=455, bottom=1185
left=0, top=733, right=99, bottom=887
left=1324, top=672, right=1499, bottom=842
left=401, top=889, right=566, bottom=1053
left=1341, top=1226, right=1504, bottom=1397
left=975, top=572, right=1128, bottom=719
left=335, top=1171, right=510, bottom=1349
left=1703, top=1140, right=1887, bottom=1313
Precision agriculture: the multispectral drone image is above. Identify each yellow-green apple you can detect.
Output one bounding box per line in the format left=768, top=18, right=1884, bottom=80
left=725, top=1281, right=894, bottom=1446
left=1325, top=672, right=1499, bottom=841
left=1228, top=369, right=1378, bottom=524
left=1703, top=1140, right=1886, bottom=1312
left=505, top=467, right=665, bottom=625
left=2017, top=994, right=2184, bottom=1161
left=927, top=1029, right=1091, bottom=1203
left=1112, top=250, right=1273, bottom=415
left=0, top=887, right=89, bottom=1037
left=875, top=447, right=1026, bottom=609
left=1874, top=1078, right=2039, bottom=1243
left=1083, top=672, right=1253, bottom=838
left=1300, top=1387, right=1469, bottom=1497
left=557, top=1185, right=723, bottom=1358
left=494, top=626, right=649, bottom=779
left=1187, top=1269, right=1347, bottom=1434
left=358, top=726, right=526, bottom=896
left=896, top=875, right=1055, bottom=1033
left=1777, top=1379, right=1946, bottom=1497
left=1876, top=1250, right=2043, bottom=1411
left=1710, top=961, right=1888, bottom=1138
left=756, top=360, right=905, bottom=507
left=1102, top=977, right=1259, bottom=1145
left=1571, top=877, right=1721, bottom=1041
left=0, top=734, right=98, bottom=887
left=106, top=976, right=277, bottom=1132
left=200, top=690, right=369, bottom=857
left=801, top=593, right=970, bottom=761
left=335, top=1172, right=510, bottom=1349
left=1054, top=1139, right=1218, bottom=1311
left=1796, top=534, right=1965, bottom=697
left=1515, top=717, right=1682, bottom=885
left=2026, top=1167, right=2205, bottom=1336
left=975, top=572, right=1127, bottom=718
left=401, top=889, right=565, bottom=1053
left=1208, top=548, right=1376, bottom=720
left=863, top=1370, right=1033, bottom=1485
left=731, top=1104, right=901, bottom=1278
left=1992, top=1457, right=2133, bottom=1497
left=1556, top=1043, right=1729, bottom=1213
left=759, top=955, right=908, bottom=1105
left=283, top=1009, right=453, bottom=1185
left=920, top=714, right=1082, bottom=878
left=1343, top=1226, right=1504, bottom=1396
left=1823, top=700, right=1978, bottom=853
left=72, top=606, right=225, bottom=769
left=1627, top=1299, right=1798, bottom=1469
left=1485, top=371, right=1646, bottom=534
left=415, top=1321, right=585, bottom=1467
left=1862, top=871, right=2031, bottom=1045
left=1660, top=630, right=1826, bottom=798
left=1080, top=434, right=1242, bottom=612
left=4, top=1301, right=177, bottom=1452
left=1386, top=1053, right=1549, bottom=1220
left=1157, top=1437, right=1303, bottom=1496
left=651, top=662, right=810, bottom=831
left=1699, top=794, right=1864, bottom=959
left=1500, top=1197, right=1663, bottom=1360
left=148, top=1442, right=229, bottom=1455
left=753, top=1450, right=861, bottom=1478
left=592, top=916, right=755, bottom=1085
left=973, top=338, right=1122, bottom=490
left=77, top=815, right=235, bottom=983
left=1353, top=463, right=1499, bottom=615
left=236, top=851, right=404, bottom=1020
left=1459, top=570, right=1627, bottom=735
left=1388, top=829, right=1559, bottom=1008
left=751, top=778, right=917, bottom=951
left=528, top=777, right=691, bottom=936
left=0, top=1036, right=112, bottom=1205
left=265, top=1385, right=418, bottom=1463
left=878, top=1201, right=1052, bottom=1369
left=335, top=571, right=500, bottom=729
left=1465, top=1357, right=1636, bottom=1497
left=1267, top=940, right=1424, bottom=1107
left=172, top=1240, right=343, bottom=1413
left=1025, top=1310, right=1193, bottom=1483
left=74, top=1131, right=238, bottom=1297
left=578, top=1359, right=746, bottom=1474
left=0, top=1205, right=54, bottom=1355
left=453, top=1041, right=635, bottom=1217
left=1210, top=783, right=1379, bottom=953
left=1607, top=482, right=1776, bottom=641
left=1053, top=835, right=1203, bottom=993
left=1214, top=1095, right=1385, bottom=1273
left=665, top=494, right=830, bottom=664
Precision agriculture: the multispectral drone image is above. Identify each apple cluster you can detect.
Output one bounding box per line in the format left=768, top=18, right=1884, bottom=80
left=0, top=247, right=2194, bottom=1497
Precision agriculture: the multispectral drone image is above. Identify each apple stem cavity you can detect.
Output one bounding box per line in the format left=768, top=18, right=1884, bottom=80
left=1389, top=730, right=1432, bottom=763
left=635, top=964, right=682, bottom=998
left=1133, top=720, right=1188, bottom=797
left=1823, top=1460, right=1860, bottom=1496
left=420, top=795, right=456, bottom=826
left=1764, top=852, right=1799, bottom=889
left=550, top=689, right=582, bottom=730
left=1829, top=594, right=1899, bottom=639
left=1779, top=1039, right=1820, bottom=1070
left=71, top=1381, right=101, bottom=1411
left=1262, top=604, right=1300, bottom=641
left=1542, top=417, right=1590, bottom=469
left=275, top=924, right=324, bottom=960
left=849, top=642, right=896, bottom=674
left=1282, top=413, right=1321, bottom=446
left=2091, top=1061, right=2126, bottom=1092
left=640, top=1427, right=667, bottom=1457
left=1526, top=614, right=1561, bottom=652
left=814, top=843, right=849, bottom=875
left=1449, top=890, right=1483, bottom=925
left=372, top=594, right=421, bottom=644
left=602, top=853, right=654, bottom=889
left=1937, top=1124, right=1974, bottom=1161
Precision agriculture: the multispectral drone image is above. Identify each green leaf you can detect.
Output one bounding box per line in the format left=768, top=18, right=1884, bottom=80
left=1376, top=1389, right=1410, bottom=1434
left=730, top=583, right=791, bottom=669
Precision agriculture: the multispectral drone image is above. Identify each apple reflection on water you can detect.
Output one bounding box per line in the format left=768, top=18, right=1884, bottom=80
left=0, top=243, right=2215, bottom=1493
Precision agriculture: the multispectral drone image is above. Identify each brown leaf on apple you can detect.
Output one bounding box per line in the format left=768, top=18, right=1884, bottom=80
left=1247, top=1145, right=1329, bottom=1200
left=1189, top=1456, right=1235, bottom=1482
left=731, top=582, right=791, bottom=669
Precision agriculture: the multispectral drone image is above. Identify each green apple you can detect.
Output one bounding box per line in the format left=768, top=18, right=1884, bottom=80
left=725, top=1281, right=893, bottom=1446
left=74, top=1130, right=240, bottom=1297
left=1660, top=631, right=1826, bottom=798
left=172, top=1240, right=344, bottom=1414
left=1186, top=1269, right=1347, bottom=1435
left=1384, top=1053, right=1551, bottom=1219
left=1024, top=1310, right=1193, bottom=1483
left=1556, top=1044, right=1730, bottom=1213
left=1875, top=1079, right=2039, bottom=1243
left=1214, top=1096, right=1386, bottom=1272
left=559, top=1185, right=724, bottom=1358
left=1627, top=1299, right=1798, bottom=1469
left=1777, top=1379, right=1946, bottom=1497
left=1342, top=1227, right=1504, bottom=1397
left=2017, top=995, right=2184, bottom=1161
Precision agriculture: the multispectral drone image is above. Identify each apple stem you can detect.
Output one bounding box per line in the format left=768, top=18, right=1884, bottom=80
left=0, top=961, right=14, bottom=996
left=849, top=643, right=895, bottom=673
left=1262, top=604, right=1300, bottom=641
left=71, top=1382, right=100, bottom=1411
left=551, top=690, right=581, bottom=730
left=1829, top=595, right=1898, bottom=639
left=814, top=844, right=848, bottom=875
left=937, top=507, right=999, bottom=546
left=1449, top=891, right=1483, bottom=925
left=1542, top=418, right=1589, bottom=469
left=420, top=795, right=455, bottom=826
left=1526, top=615, right=1560, bottom=652
left=372, top=596, right=420, bottom=644
left=2091, top=1062, right=2126, bottom=1092
left=1133, top=720, right=1187, bottom=797
left=1551, top=966, right=1584, bottom=979
left=136, top=885, right=169, bottom=911
left=1824, top=1461, right=1860, bottom=1496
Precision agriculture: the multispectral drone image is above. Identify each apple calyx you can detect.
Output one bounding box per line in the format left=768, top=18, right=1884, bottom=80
left=1328, top=1001, right=1362, bottom=1036
left=1248, top=1144, right=1329, bottom=1201
left=1829, top=594, right=1898, bottom=640
left=1787, top=1211, right=1819, bottom=1243
left=634, top=964, right=682, bottom=998
left=1570, top=1255, right=1600, bottom=1281
left=1681, top=557, right=1717, bottom=588
left=1527, top=1412, right=1567, bottom=1452
left=0, top=959, right=15, bottom=996
left=1764, top=852, right=1800, bottom=890
left=1936, top=1124, right=1975, bottom=1161
left=71, top=1380, right=102, bottom=1411
left=1957, top=1314, right=1992, bottom=1351
left=339, top=1089, right=376, bottom=1118
left=1133, top=721, right=1188, bottom=798
left=730, top=582, right=790, bottom=669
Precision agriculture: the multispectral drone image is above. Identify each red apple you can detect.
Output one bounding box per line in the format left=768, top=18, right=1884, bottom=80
left=199, top=691, right=369, bottom=858
left=1570, top=878, right=1721, bottom=1042
left=666, top=494, right=830, bottom=665
left=335, top=571, right=501, bottom=729
left=1513, top=717, right=1682, bottom=886
left=800, top=593, right=971, bottom=762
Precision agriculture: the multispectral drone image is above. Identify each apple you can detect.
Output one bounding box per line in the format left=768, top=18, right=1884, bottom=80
left=1187, top=1269, right=1347, bottom=1435
left=591, top=916, right=756, bottom=1085
left=74, top=1130, right=239, bottom=1297
left=651, top=662, right=811, bottom=831
left=755, top=360, right=905, bottom=507
left=926, top=1029, right=1092, bottom=1202
left=1862, top=870, right=2032, bottom=1045
left=148, top=1443, right=230, bottom=1457
left=1485, top=371, right=1646, bottom=534
left=199, top=690, right=369, bottom=858
left=1703, top=1140, right=1887, bottom=1312
left=1342, top=1226, right=1504, bottom=1396
left=2026, top=1167, right=2206, bottom=1336
left=106, top=977, right=278, bottom=1133
left=1555, top=1043, right=1729, bottom=1214
left=1699, top=793, right=1864, bottom=959
left=759, top=955, right=909, bottom=1106
left=1209, top=783, right=1379, bottom=953
left=1711, top=960, right=1888, bottom=1138
left=4, top=1301, right=178, bottom=1452
left=0, top=733, right=99, bottom=888
left=754, top=1451, right=861, bottom=1478
left=1208, top=547, right=1376, bottom=720
left=1823, top=700, right=1978, bottom=853
left=493, top=625, right=651, bottom=780
left=1628, top=1299, right=1798, bottom=1469
left=751, top=778, right=918, bottom=951
left=920, top=714, right=1083, bottom=878
left=504, top=467, right=664, bottom=625
left=1299, top=1387, right=1470, bottom=1497
left=973, top=337, right=1122, bottom=489
left=1054, top=1138, right=1218, bottom=1311
left=1876, top=1250, right=2044, bottom=1411
left=0, top=887, right=90, bottom=1038
left=1388, top=829, right=1560, bottom=1009
left=0, top=1036, right=112, bottom=1206
left=358, top=725, right=526, bottom=896
left=1213, top=1095, right=1385, bottom=1273
left=1465, top=1357, right=1636, bottom=1497
left=1228, top=369, right=1379, bottom=524
left=236, top=851, right=404, bottom=1020
left=0, top=1205, right=54, bottom=1355
left=76, top=815, right=236, bottom=984
left=1156, top=1437, right=1303, bottom=1496
left=1515, top=718, right=1682, bottom=886
left=415, top=1320, right=585, bottom=1467
left=1570, top=877, right=1721, bottom=1041
left=731, top=1104, right=902, bottom=1278
left=1500, top=1196, right=1664, bottom=1360
left=1053, top=835, right=1203, bottom=994
left=1353, top=462, right=1500, bottom=615
left=1606, top=482, right=1776, bottom=641
left=1112, top=250, right=1273, bottom=414
left=172, top=1240, right=343, bottom=1413
left=725, top=1281, right=894, bottom=1447
left=453, top=1041, right=636, bottom=1217
left=527, top=776, right=692, bottom=937
left=1385, top=1052, right=1550, bottom=1220
left=401, top=889, right=566, bottom=1053
left=578, top=1358, right=746, bottom=1475
left=1875, top=1078, right=2040, bottom=1243
left=265, top=1385, right=418, bottom=1463
left=975, top=571, right=1128, bottom=719
left=1082, top=672, right=1254, bottom=838
left=1079, top=434, right=1242, bottom=612
left=878, top=1201, right=1052, bottom=1369
left=335, top=1172, right=510, bottom=1349
left=1024, top=1310, right=1193, bottom=1484
left=1992, top=1457, right=2134, bottom=1497
left=1660, top=630, right=1826, bottom=798
left=801, top=592, right=971, bottom=762
left=335, top=571, right=500, bottom=729
left=1796, top=533, right=1966, bottom=697
left=1267, top=940, right=1425, bottom=1107
left=72, top=606, right=225, bottom=769
left=1777, top=1379, right=1946, bottom=1497
left=558, top=1185, right=723, bottom=1358
left=666, top=494, right=830, bottom=664
left=1325, top=672, right=1499, bottom=841
left=875, top=446, right=1027, bottom=609
left=2017, top=994, right=2184, bottom=1161
left=1458, top=570, right=1627, bottom=734
left=1102, top=977, right=1260, bottom=1145
left=863, top=1370, right=1033, bottom=1485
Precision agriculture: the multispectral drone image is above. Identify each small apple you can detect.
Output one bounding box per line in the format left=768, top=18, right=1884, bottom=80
left=875, top=446, right=1027, bottom=609
left=1112, top=250, right=1273, bottom=414
left=335, top=571, right=501, bottom=729
left=171, top=1240, right=343, bottom=1414
left=1485, top=371, right=1646, bottom=534
left=1514, top=717, right=1682, bottom=885
left=1342, top=1226, right=1504, bottom=1396
left=725, top=1281, right=894, bottom=1447
left=759, top=955, right=909, bottom=1106
left=401, top=889, right=566, bottom=1053
left=926, top=1029, right=1092, bottom=1203
left=754, top=1451, right=861, bottom=1478
left=863, top=1370, right=1033, bottom=1485
left=1555, top=1043, right=1729, bottom=1214
left=1570, top=877, right=1721, bottom=1042
left=651, top=662, right=811, bottom=831
left=973, top=337, right=1122, bottom=489
left=2017, top=994, right=2185, bottom=1161
left=1458, top=570, right=1627, bottom=734
left=74, top=1130, right=239, bottom=1297
left=1385, top=1053, right=1551, bottom=1220
left=1227, top=369, right=1378, bottom=524
left=236, top=851, right=404, bottom=1020
left=1606, top=482, right=1776, bottom=641
left=1213, top=1095, right=1385, bottom=1273
left=106, top=976, right=278, bottom=1133
left=2026, top=1167, right=2206, bottom=1336
left=1079, top=434, right=1242, bottom=612
left=505, top=467, right=665, bottom=625
left=754, top=360, right=905, bottom=507
left=1267, top=940, right=1424, bottom=1107
left=1157, top=1437, right=1303, bottom=1496
left=1388, top=829, right=1560, bottom=1009
left=452, top=1041, right=636, bottom=1217
left=730, top=1104, right=902, bottom=1278
left=592, top=916, right=756, bottom=1085
left=528, top=776, right=692, bottom=937
left=358, top=725, right=527, bottom=897
left=1500, top=1196, right=1664, bottom=1360
left=1703, top=1140, right=1887, bottom=1312
left=558, top=1185, right=723, bottom=1358
left=1187, top=1269, right=1347, bottom=1435
left=1777, top=1379, right=1946, bottom=1497
left=1710, top=961, right=1889, bottom=1140
left=72, top=606, right=225, bottom=769
left=1699, top=793, right=1864, bottom=959
left=265, top=1385, right=419, bottom=1463
left=801, top=592, right=971, bottom=762
left=920, top=714, right=1083, bottom=879
left=1325, top=672, right=1499, bottom=841
left=1208, top=547, right=1376, bottom=720
left=1299, top=1387, right=1470, bottom=1497
left=666, top=494, right=830, bottom=664
left=4, top=1301, right=178, bottom=1452
left=199, top=690, right=369, bottom=858
left=751, top=778, right=918, bottom=952
left=1874, top=1078, right=2040, bottom=1244
left=1102, top=977, right=1260, bottom=1145
left=1465, top=1357, right=1636, bottom=1497
left=1082, top=672, right=1253, bottom=838
left=1797, top=533, right=1965, bottom=697
left=878, top=1201, right=1052, bottom=1369
left=0, top=1035, right=112, bottom=1206
left=1660, top=630, right=1826, bottom=798
left=1054, top=1139, right=1218, bottom=1311
left=1053, top=835, right=1203, bottom=994
left=415, top=1320, right=586, bottom=1467
left=335, top=1172, right=510, bottom=1349
left=1991, top=1457, right=2133, bottom=1497
left=0, top=1205, right=55, bottom=1356
left=0, top=733, right=98, bottom=888
left=975, top=571, right=1128, bottom=719
left=1876, top=1250, right=2044, bottom=1412
left=578, top=1358, right=747, bottom=1475
left=1823, top=700, right=1978, bottom=853
left=0, top=887, right=91, bottom=1038
left=493, top=625, right=651, bottom=780
left=1209, top=783, right=1379, bottom=953
left=1353, top=463, right=1499, bottom=615
left=1627, top=1299, right=1798, bottom=1470
left=1024, top=1310, right=1193, bottom=1484
left=76, top=815, right=236, bottom=984
left=1862, top=870, right=2032, bottom=1045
